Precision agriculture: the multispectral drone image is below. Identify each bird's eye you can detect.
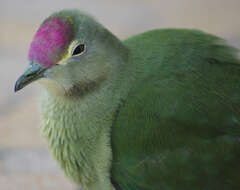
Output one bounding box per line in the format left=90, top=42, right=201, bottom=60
left=72, top=44, right=85, bottom=56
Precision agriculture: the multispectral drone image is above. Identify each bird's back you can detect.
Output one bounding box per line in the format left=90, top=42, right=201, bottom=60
left=111, top=29, right=240, bottom=190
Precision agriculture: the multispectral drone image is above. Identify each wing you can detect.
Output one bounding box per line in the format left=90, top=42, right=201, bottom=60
left=111, top=29, right=240, bottom=190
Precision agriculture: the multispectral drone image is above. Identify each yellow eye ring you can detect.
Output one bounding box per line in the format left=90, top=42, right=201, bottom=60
left=69, top=41, right=86, bottom=57
left=72, top=43, right=85, bottom=56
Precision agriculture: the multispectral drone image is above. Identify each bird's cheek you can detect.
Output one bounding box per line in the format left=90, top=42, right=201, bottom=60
left=43, top=65, right=62, bottom=79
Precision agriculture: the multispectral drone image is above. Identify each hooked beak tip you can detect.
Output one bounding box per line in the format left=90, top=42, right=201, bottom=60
left=14, top=63, right=46, bottom=93
left=14, top=78, right=23, bottom=92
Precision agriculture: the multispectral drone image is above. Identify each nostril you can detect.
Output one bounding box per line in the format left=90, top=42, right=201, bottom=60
left=25, top=72, right=35, bottom=77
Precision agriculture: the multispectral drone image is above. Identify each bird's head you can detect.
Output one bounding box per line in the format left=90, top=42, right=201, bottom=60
left=15, top=10, right=128, bottom=97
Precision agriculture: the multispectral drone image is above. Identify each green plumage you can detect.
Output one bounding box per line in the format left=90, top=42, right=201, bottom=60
left=15, top=10, right=240, bottom=190
left=112, top=29, right=240, bottom=190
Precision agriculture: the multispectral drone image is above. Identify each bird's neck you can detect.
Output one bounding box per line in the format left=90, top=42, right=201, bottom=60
left=39, top=82, right=112, bottom=188
left=39, top=62, right=134, bottom=190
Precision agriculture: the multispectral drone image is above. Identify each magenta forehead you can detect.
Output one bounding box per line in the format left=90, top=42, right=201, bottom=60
left=28, top=16, right=73, bottom=67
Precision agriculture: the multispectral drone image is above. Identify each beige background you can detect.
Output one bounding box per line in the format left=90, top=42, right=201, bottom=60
left=1, top=0, right=240, bottom=189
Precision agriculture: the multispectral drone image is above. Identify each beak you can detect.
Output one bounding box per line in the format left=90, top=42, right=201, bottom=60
left=14, top=63, right=47, bottom=92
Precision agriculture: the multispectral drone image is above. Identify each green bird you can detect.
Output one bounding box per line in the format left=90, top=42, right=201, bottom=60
left=15, top=9, right=240, bottom=190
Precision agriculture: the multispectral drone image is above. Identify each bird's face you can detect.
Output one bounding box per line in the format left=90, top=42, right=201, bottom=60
left=15, top=11, right=118, bottom=97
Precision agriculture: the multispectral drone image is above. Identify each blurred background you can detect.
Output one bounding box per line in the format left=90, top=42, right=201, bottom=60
left=1, top=0, right=240, bottom=189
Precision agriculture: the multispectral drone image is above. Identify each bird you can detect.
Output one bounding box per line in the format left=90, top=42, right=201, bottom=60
left=15, top=9, right=240, bottom=190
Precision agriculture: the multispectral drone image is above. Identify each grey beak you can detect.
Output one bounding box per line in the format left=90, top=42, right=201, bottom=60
left=14, top=63, right=46, bottom=92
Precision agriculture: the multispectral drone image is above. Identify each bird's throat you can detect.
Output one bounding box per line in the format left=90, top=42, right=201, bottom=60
left=64, top=76, right=107, bottom=98
left=39, top=82, right=119, bottom=190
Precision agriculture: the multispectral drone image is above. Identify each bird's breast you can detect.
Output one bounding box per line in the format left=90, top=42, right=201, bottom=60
left=39, top=90, right=116, bottom=189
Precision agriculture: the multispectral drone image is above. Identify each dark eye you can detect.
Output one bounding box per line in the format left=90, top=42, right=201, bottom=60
left=72, top=44, right=85, bottom=56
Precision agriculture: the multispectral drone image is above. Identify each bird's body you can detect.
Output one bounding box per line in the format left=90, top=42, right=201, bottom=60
left=112, top=30, right=240, bottom=190
left=15, top=10, right=240, bottom=190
